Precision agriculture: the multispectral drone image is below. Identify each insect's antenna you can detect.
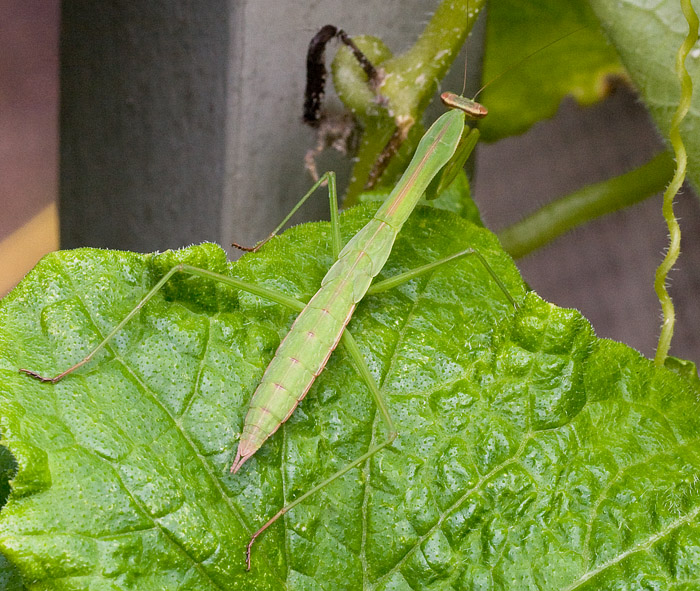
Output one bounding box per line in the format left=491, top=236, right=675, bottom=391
left=460, top=0, right=470, bottom=97
left=460, top=39, right=469, bottom=97
left=472, top=26, right=586, bottom=100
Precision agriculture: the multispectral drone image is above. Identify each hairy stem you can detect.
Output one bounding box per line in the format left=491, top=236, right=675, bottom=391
left=653, top=0, right=698, bottom=366
left=498, top=152, right=674, bottom=259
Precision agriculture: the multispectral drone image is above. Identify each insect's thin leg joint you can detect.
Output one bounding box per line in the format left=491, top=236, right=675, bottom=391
left=19, top=264, right=183, bottom=382
left=245, top=432, right=396, bottom=571
left=466, top=249, right=518, bottom=309
left=246, top=507, right=284, bottom=570
left=232, top=238, right=270, bottom=253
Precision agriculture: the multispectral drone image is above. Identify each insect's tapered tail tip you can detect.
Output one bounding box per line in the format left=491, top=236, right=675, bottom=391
left=230, top=450, right=249, bottom=474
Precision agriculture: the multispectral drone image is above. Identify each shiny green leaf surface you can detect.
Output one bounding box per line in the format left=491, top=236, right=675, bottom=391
left=0, top=206, right=699, bottom=589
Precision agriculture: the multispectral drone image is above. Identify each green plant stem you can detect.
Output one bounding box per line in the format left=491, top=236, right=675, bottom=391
left=497, top=152, right=674, bottom=259
left=653, top=0, right=698, bottom=367
left=334, top=0, right=485, bottom=205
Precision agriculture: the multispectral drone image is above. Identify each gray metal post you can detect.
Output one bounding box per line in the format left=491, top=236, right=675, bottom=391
left=58, top=1, right=699, bottom=360
left=59, top=0, right=472, bottom=254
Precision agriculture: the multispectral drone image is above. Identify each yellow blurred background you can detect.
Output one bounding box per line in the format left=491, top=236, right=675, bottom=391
left=1, top=1, right=60, bottom=296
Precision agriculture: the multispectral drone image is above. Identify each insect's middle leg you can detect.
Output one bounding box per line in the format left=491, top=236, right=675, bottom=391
left=367, top=247, right=518, bottom=308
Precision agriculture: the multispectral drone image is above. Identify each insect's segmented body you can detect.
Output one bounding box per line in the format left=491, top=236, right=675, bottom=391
left=231, top=108, right=467, bottom=472
left=16, top=76, right=494, bottom=568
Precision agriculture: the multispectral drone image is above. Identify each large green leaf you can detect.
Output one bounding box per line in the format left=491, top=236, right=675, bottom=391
left=0, top=205, right=699, bottom=589
left=587, top=0, right=700, bottom=192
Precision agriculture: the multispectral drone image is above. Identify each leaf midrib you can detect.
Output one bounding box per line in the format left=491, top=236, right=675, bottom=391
left=565, top=502, right=700, bottom=591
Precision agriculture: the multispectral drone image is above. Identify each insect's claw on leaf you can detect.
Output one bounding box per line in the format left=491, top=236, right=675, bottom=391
left=233, top=232, right=275, bottom=254
left=245, top=543, right=253, bottom=571
left=19, top=368, right=57, bottom=383
left=231, top=241, right=259, bottom=253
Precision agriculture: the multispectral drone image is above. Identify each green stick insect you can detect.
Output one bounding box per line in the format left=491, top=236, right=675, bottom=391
left=21, top=88, right=516, bottom=569
left=230, top=93, right=491, bottom=479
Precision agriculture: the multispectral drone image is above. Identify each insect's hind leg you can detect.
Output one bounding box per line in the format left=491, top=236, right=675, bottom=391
left=233, top=171, right=343, bottom=257
left=367, top=247, right=518, bottom=308
left=20, top=264, right=306, bottom=383
left=244, top=252, right=516, bottom=567
left=245, top=329, right=397, bottom=570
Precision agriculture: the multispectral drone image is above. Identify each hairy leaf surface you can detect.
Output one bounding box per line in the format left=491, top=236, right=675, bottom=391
left=0, top=206, right=698, bottom=589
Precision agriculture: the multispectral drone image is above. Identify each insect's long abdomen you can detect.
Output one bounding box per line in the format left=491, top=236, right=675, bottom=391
left=231, top=222, right=395, bottom=473
left=231, top=108, right=467, bottom=473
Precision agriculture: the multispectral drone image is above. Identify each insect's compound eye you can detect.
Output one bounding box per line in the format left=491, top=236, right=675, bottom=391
left=440, top=92, right=488, bottom=119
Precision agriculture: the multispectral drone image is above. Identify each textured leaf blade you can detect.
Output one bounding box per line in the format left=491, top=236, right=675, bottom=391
left=0, top=206, right=699, bottom=589
left=587, top=0, right=700, bottom=192
left=0, top=447, right=20, bottom=591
